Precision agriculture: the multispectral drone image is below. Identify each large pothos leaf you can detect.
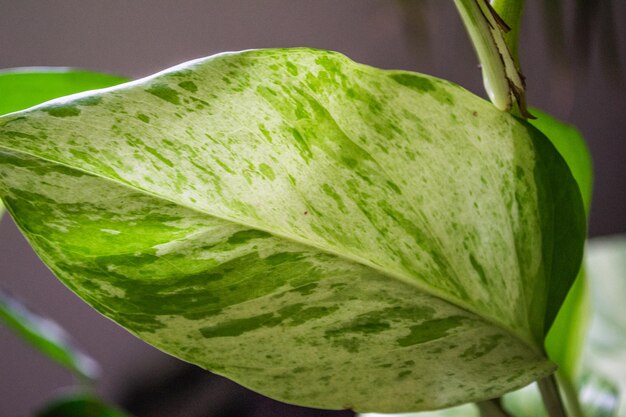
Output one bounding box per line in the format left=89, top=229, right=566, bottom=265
left=0, top=68, right=127, bottom=217
left=0, top=49, right=585, bottom=412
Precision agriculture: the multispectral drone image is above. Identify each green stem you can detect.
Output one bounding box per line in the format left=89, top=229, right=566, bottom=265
left=453, top=0, right=532, bottom=117
left=476, top=398, right=512, bottom=417
left=490, top=0, right=525, bottom=65
left=538, top=374, right=569, bottom=417
left=454, top=0, right=512, bottom=111
left=557, top=371, right=585, bottom=417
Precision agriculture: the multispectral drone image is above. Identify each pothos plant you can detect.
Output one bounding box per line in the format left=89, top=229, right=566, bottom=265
left=0, top=0, right=620, bottom=416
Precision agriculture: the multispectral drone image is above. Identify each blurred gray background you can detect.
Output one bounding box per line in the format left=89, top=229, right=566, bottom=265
left=0, top=1, right=624, bottom=416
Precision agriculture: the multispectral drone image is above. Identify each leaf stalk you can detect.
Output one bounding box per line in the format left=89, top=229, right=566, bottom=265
left=453, top=0, right=532, bottom=118
left=490, top=0, right=525, bottom=64
left=538, top=374, right=569, bottom=417
left=556, top=371, right=585, bottom=417
left=476, top=398, right=512, bottom=417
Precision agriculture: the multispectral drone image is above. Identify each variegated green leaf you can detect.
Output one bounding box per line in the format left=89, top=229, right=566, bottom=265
left=358, top=110, right=594, bottom=417
left=0, top=49, right=585, bottom=412
left=0, top=68, right=127, bottom=217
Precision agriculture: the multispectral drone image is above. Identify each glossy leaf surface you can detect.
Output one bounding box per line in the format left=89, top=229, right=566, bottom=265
left=0, top=290, right=99, bottom=380
left=533, top=108, right=593, bottom=382
left=0, top=68, right=126, bottom=217
left=0, top=49, right=585, bottom=412
left=529, top=109, right=592, bottom=212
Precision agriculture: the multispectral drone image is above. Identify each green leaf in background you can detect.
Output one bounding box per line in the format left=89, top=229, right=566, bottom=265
left=0, top=48, right=585, bottom=412
left=35, top=392, right=132, bottom=417
left=0, top=289, right=99, bottom=381
left=0, top=68, right=127, bottom=217
left=531, top=108, right=593, bottom=391
left=0, top=68, right=127, bottom=116
left=528, top=109, right=592, bottom=213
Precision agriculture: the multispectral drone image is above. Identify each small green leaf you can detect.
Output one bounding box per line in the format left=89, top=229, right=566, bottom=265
left=528, top=109, right=592, bottom=214
left=532, top=108, right=593, bottom=382
left=0, top=49, right=585, bottom=412
left=0, top=289, right=99, bottom=380
left=0, top=68, right=127, bottom=218
left=36, top=392, right=132, bottom=417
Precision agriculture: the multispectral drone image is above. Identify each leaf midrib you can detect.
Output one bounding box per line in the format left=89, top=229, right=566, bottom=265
left=0, top=137, right=543, bottom=356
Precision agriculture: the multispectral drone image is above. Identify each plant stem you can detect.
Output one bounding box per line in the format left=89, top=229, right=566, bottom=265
left=453, top=0, right=532, bottom=117
left=476, top=398, right=512, bottom=417
left=538, top=374, right=568, bottom=417
left=454, top=0, right=512, bottom=111
left=556, top=371, right=585, bottom=417
left=490, top=0, right=525, bottom=64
